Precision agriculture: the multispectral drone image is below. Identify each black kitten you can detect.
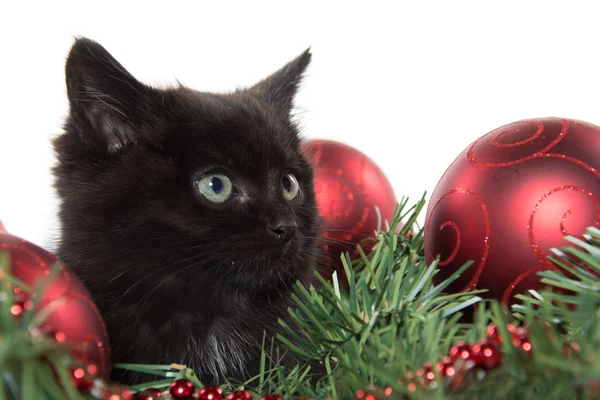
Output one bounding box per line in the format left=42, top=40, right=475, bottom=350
left=53, top=38, right=320, bottom=385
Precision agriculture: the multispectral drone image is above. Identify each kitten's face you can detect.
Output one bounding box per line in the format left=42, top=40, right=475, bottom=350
left=54, top=39, right=319, bottom=298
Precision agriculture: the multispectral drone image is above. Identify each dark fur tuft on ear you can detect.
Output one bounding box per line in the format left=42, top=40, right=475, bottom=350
left=65, top=37, right=163, bottom=152
left=250, top=48, right=311, bottom=116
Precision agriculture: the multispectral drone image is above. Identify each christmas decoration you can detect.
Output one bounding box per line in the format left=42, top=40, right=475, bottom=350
left=198, top=386, right=224, bottom=400
left=260, top=395, right=283, bottom=400
left=103, top=385, right=134, bottom=400
left=227, top=390, right=253, bottom=400
left=137, top=388, right=163, bottom=400
left=169, top=379, right=196, bottom=399
left=0, top=223, right=111, bottom=379
left=302, top=139, right=397, bottom=281
left=424, top=117, right=600, bottom=303
left=71, top=366, right=94, bottom=391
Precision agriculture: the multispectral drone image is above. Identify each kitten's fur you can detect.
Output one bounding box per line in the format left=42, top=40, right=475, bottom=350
left=53, top=38, right=320, bottom=385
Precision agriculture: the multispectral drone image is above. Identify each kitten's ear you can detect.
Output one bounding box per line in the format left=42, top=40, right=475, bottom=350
left=250, top=48, right=311, bottom=116
left=65, top=38, right=161, bottom=152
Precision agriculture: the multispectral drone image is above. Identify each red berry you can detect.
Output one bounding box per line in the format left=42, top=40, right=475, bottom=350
left=449, top=341, right=474, bottom=362
left=435, top=356, right=456, bottom=378
left=486, top=323, right=501, bottom=346
left=227, top=391, right=253, bottom=400
left=104, top=386, right=134, bottom=400
left=355, top=390, right=366, bottom=400
left=169, top=379, right=195, bottom=400
left=71, top=367, right=93, bottom=392
left=563, top=341, right=581, bottom=355
left=416, top=362, right=436, bottom=383
left=261, top=395, right=283, bottom=400
left=472, top=341, right=503, bottom=370
left=138, top=388, right=163, bottom=400
left=198, top=386, right=223, bottom=400
left=507, top=324, right=529, bottom=346
left=10, top=303, right=23, bottom=316
left=520, top=339, right=533, bottom=355
left=354, top=389, right=384, bottom=400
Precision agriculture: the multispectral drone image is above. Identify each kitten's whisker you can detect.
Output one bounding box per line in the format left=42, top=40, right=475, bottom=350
left=304, top=235, right=364, bottom=246
left=107, top=268, right=134, bottom=283
left=319, top=229, right=374, bottom=239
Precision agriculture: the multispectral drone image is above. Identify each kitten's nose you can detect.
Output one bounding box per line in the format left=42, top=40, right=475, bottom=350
left=267, top=223, right=296, bottom=244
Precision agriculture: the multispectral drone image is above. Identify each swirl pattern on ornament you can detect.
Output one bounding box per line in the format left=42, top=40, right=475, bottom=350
left=467, top=119, right=568, bottom=167
left=425, top=188, right=490, bottom=290
left=502, top=263, right=549, bottom=305
left=528, top=185, right=600, bottom=261
left=542, top=154, right=600, bottom=179
left=491, top=123, right=542, bottom=148
left=438, top=221, right=460, bottom=266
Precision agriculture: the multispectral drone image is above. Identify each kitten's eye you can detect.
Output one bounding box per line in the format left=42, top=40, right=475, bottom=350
left=196, top=173, right=235, bottom=204
left=282, top=173, right=300, bottom=201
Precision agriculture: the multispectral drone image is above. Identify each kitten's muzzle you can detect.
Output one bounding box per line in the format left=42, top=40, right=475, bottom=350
left=267, top=223, right=296, bottom=245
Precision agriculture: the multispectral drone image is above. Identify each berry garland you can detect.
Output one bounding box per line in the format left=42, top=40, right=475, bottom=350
left=57, top=322, right=548, bottom=400
left=352, top=322, right=581, bottom=399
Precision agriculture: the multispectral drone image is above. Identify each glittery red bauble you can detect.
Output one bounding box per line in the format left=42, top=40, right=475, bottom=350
left=169, top=379, right=195, bottom=399
left=138, top=388, right=163, bottom=400
left=260, top=395, right=283, bottom=400
left=425, top=118, right=600, bottom=303
left=227, top=391, right=253, bottom=400
left=197, top=386, right=223, bottom=400
left=0, top=223, right=110, bottom=380
left=302, top=139, right=397, bottom=281
left=472, top=341, right=503, bottom=370
left=71, top=367, right=93, bottom=392
left=104, top=386, right=134, bottom=400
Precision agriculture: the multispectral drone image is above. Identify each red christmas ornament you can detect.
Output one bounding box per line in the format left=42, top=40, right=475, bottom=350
left=227, top=391, right=253, bottom=400
left=138, top=388, right=163, bottom=400
left=198, top=386, right=223, bottom=400
left=424, top=118, right=600, bottom=304
left=0, top=223, right=110, bottom=379
left=302, top=139, right=397, bottom=281
left=169, top=379, right=195, bottom=400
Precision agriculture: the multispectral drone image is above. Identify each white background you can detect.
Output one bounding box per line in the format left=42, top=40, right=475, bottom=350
left=2, top=1, right=600, bottom=249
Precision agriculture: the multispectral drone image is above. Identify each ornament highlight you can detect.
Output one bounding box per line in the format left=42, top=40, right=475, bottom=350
left=302, top=139, right=397, bottom=281
left=424, top=118, right=600, bottom=303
